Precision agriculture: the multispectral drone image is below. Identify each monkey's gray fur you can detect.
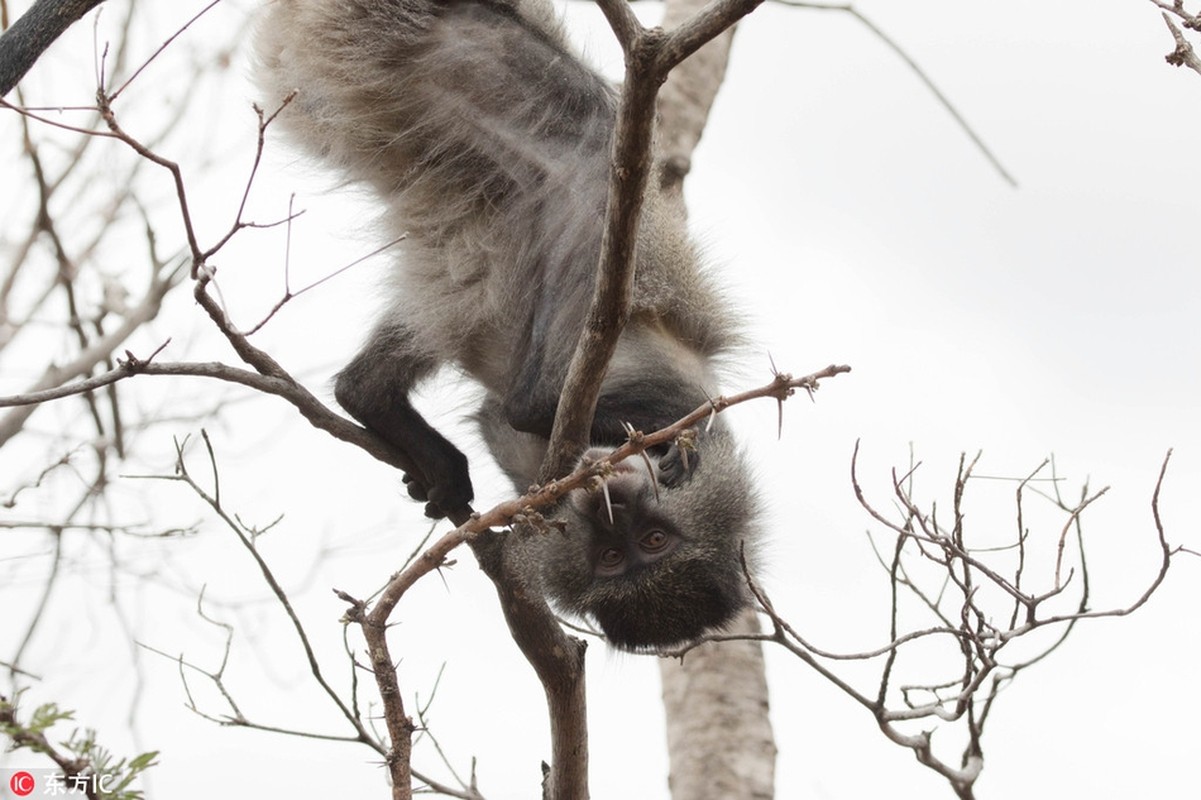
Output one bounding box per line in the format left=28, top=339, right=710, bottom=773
left=257, top=0, right=759, bottom=651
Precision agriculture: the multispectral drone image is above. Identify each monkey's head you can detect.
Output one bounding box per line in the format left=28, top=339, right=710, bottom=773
left=538, top=428, right=758, bottom=652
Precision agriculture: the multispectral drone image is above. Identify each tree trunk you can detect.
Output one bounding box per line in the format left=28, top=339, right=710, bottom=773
left=660, top=609, right=777, bottom=800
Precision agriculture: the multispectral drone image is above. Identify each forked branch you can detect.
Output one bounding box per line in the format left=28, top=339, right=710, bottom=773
left=722, top=445, right=1178, bottom=800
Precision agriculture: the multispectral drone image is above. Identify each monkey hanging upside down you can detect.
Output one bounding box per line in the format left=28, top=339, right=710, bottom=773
left=256, top=0, right=759, bottom=651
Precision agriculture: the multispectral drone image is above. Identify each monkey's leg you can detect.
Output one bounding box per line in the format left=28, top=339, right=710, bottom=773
left=335, top=321, right=472, bottom=518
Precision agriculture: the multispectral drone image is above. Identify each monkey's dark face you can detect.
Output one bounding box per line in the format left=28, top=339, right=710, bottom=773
left=539, top=432, right=757, bottom=652
left=570, top=453, right=682, bottom=579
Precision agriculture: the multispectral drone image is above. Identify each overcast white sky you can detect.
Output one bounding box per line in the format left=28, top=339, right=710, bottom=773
left=3, top=1, right=1200, bottom=798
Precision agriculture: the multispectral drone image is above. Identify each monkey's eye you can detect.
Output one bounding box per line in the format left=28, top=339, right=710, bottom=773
left=597, top=547, right=625, bottom=574
left=639, top=529, right=670, bottom=553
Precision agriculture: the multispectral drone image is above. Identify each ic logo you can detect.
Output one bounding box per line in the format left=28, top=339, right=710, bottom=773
left=8, top=771, right=36, bottom=797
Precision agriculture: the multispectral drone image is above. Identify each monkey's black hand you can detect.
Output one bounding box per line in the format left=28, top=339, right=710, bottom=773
left=401, top=452, right=474, bottom=520
left=657, top=437, right=701, bottom=488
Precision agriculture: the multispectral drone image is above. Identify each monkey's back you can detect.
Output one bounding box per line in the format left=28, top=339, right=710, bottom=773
left=257, top=0, right=739, bottom=397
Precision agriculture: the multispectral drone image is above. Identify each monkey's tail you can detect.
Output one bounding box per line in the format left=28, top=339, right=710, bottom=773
left=255, top=0, right=616, bottom=238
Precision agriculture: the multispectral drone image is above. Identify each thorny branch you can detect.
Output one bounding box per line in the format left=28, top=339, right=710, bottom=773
left=359, top=364, right=853, bottom=629
left=3, top=357, right=848, bottom=620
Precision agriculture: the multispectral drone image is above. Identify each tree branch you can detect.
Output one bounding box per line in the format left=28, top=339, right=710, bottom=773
left=1159, top=10, right=1201, bottom=75
left=0, top=0, right=107, bottom=96
left=542, top=0, right=767, bottom=482
left=739, top=444, right=1182, bottom=799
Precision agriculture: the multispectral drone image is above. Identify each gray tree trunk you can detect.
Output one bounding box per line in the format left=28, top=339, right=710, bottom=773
left=660, top=609, right=777, bottom=800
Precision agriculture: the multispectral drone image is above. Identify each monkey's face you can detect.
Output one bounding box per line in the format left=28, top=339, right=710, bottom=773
left=569, top=452, right=684, bottom=579
left=539, top=431, right=757, bottom=652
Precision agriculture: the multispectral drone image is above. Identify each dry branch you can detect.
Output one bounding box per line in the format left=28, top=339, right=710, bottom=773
left=730, top=444, right=1181, bottom=800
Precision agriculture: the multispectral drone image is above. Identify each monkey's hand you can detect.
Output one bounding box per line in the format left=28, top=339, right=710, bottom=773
left=656, top=429, right=702, bottom=488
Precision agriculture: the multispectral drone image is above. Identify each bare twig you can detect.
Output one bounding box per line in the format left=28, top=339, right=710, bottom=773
left=1160, top=11, right=1201, bottom=74
left=104, top=0, right=221, bottom=102
left=772, top=0, right=1018, bottom=186
left=725, top=444, right=1181, bottom=799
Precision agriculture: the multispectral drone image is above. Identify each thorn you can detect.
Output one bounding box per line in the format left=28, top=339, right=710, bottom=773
left=638, top=450, right=660, bottom=501
left=698, top=385, right=719, bottom=432
left=601, top=480, right=614, bottom=525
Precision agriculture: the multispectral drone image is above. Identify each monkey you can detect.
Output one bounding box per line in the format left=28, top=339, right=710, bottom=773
left=256, top=0, right=758, bottom=651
